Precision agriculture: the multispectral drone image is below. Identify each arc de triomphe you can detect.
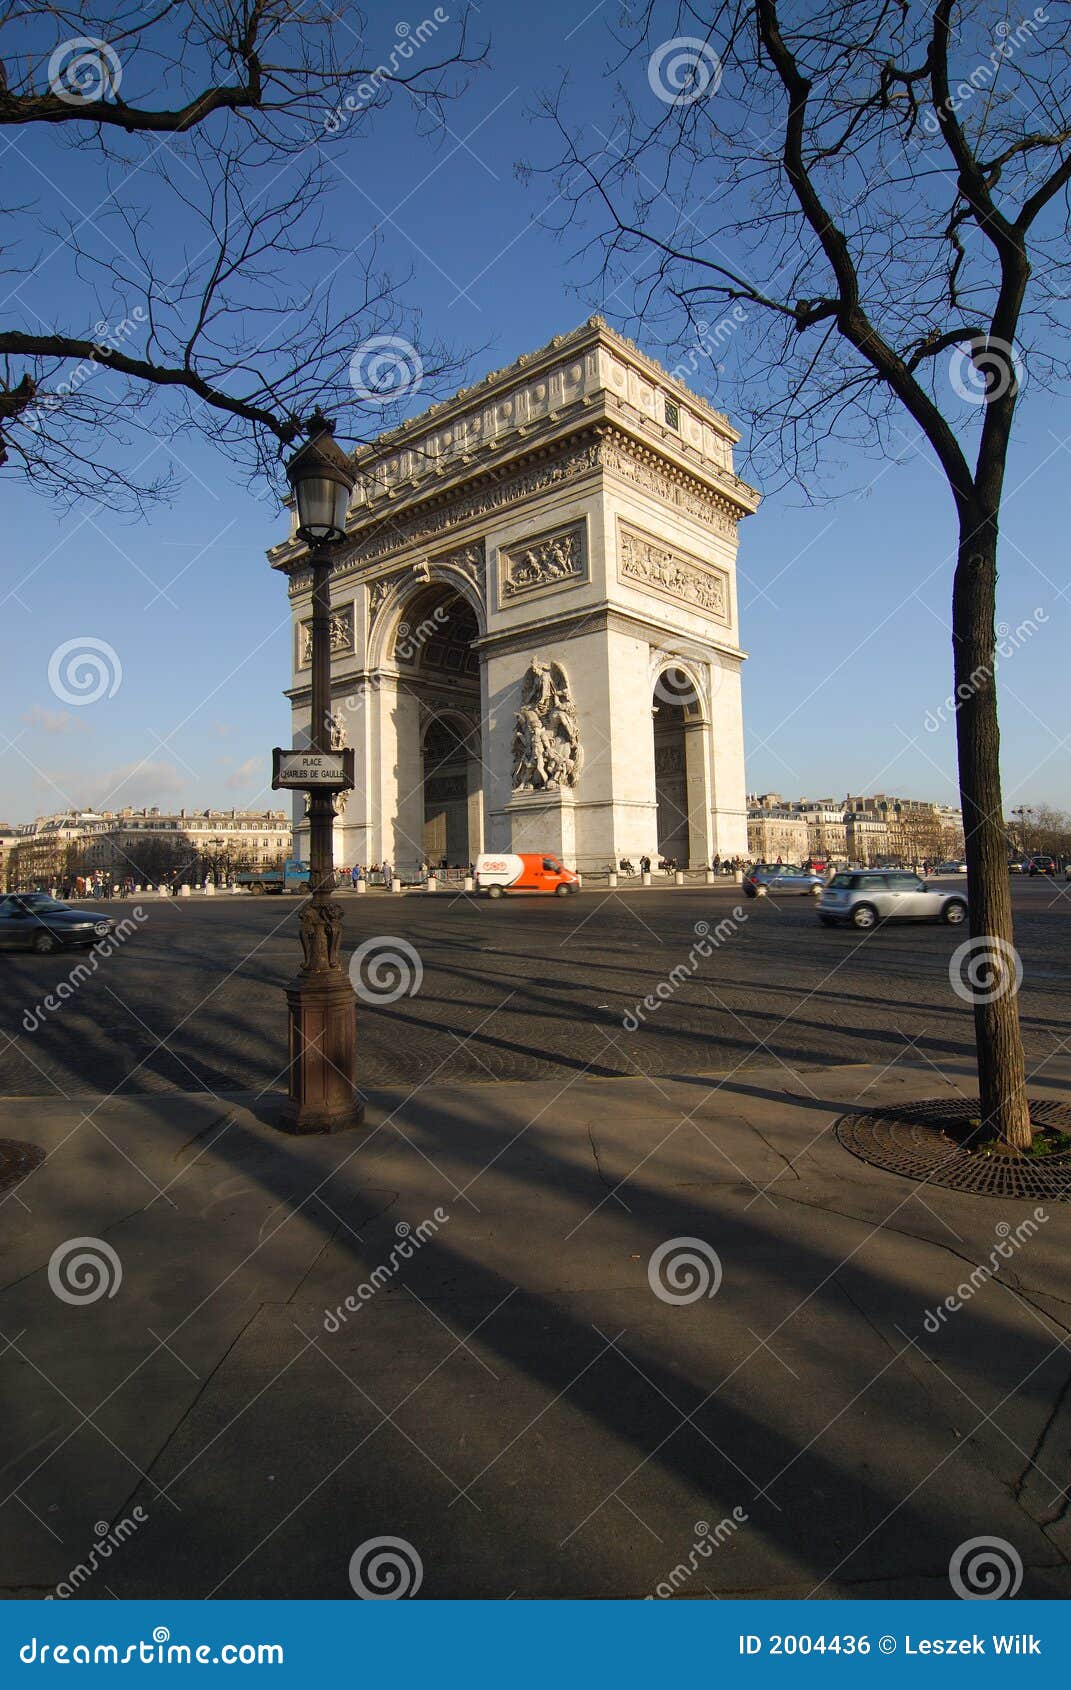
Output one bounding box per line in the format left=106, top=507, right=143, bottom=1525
left=269, top=317, right=760, bottom=874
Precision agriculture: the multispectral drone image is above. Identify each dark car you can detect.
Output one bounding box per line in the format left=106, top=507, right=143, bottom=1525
left=1027, top=855, right=1057, bottom=877
left=0, top=894, right=113, bottom=953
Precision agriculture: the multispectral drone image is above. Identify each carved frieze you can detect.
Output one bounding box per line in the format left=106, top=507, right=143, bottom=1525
left=344, top=443, right=603, bottom=570
left=502, top=524, right=585, bottom=599
left=297, top=603, right=354, bottom=670
left=367, top=573, right=406, bottom=623
left=601, top=440, right=739, bottom=539
left=618, top=522, right=730, bottom=624
left=654, top=743, right=686, bottom=776
left=425, top=773, right=468, bottom=802
left=428, top=540, right=485, bottom=594
left=336, top=436, right=743, bottom=583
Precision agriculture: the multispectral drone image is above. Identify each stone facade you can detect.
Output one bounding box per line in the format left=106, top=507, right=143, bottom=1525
left=271, top=317, right=760, bottom=873
left=748, top=792, right=966, bottom=866
left=5, top=808, right=292, bottom=888
left=746, top=814, right=811, bottom=864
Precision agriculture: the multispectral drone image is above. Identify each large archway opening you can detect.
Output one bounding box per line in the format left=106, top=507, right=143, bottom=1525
left=393, top=584, right=482, bottom=868
left=422, top=715, right=477, bottom=865
left=652, top=667, right=706, bottom=867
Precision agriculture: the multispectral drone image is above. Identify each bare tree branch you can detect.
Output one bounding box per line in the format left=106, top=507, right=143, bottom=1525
left=0, top=1, right=486, bottom=508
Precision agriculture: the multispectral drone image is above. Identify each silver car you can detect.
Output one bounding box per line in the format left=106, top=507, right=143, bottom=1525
left=745, top=864, right=825, bottom=899
left=818, top=870, right=967, bottom=930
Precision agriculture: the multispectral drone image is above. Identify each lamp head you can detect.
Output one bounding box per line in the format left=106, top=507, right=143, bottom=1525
left=285, top=411, right=355, bottom=546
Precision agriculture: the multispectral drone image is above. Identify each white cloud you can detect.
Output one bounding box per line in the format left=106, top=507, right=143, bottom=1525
left=22, top=704, right=87, bottom=735
left=224, top=756, right=264, bottom=792
left=35, top=758, right=188, bottom=812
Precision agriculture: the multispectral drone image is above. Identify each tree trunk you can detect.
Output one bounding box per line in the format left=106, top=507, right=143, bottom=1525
left=952, top=514, right=1032, bottom=1150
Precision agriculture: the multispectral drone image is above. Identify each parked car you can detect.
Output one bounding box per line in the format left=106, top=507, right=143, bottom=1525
left=0, top=893, right=114, bottom=953
left=474, top=852, right=581, bottom=898
left=818, top=871, right=967, bottom=930
left=744, top=864, right=826, bottom=899
left=934, top=860, right=968, bottom=875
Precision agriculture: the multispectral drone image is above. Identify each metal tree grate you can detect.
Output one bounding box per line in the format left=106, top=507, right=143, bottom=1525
left=0, top=1139, right=45, bottom=1196
left=835, top=1098, right=1071, bottom=1200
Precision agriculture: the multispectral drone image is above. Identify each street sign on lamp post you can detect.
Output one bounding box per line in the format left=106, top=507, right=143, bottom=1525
left=278, top=412, right=363, bottom=1134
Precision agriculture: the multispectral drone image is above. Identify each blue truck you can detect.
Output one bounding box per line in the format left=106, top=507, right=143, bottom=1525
left=235, top=858, right=310, bottom=895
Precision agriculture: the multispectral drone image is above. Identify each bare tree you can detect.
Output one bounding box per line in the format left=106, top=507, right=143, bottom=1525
left=1022, top=805, right=1071, bottom=861
left=1, top=1, right=483, bottom=507
left=547, top=0, right=1071, bottom=1148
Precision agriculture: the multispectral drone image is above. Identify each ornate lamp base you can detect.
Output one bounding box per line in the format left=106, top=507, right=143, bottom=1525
left=280, top=970, right=363, bottom=1135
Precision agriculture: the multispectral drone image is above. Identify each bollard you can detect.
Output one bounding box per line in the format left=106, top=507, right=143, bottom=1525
left=733, top=868, right=743, bottom=884
left=356, top=879, right=366, bottom=894
left=674, top=870, right=684, bottom=886
left=705, top=868, right=715, bottom=885
left=427, top=876, right=437, bottom=892
left=204, top=883, right=215, bottom=896
left=608, top=871, right=618, bottom=888
left=179, top=883, right=191, bottom=897
left=464, top=875, right=474, bottom=892
left=158, top=885, right=168, bottom=897
left=641, top=871, right=651, bottom=886
left=392, top=880, right=403, bottom=894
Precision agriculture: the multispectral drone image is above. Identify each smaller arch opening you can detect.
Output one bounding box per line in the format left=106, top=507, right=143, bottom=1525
left=652, top=667, right=705, bottom=867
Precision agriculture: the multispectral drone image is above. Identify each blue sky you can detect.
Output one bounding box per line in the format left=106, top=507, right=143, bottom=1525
left=2, top=0, right=1068, bottom=827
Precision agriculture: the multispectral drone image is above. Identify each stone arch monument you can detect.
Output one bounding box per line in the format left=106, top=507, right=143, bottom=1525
left=270, top=317, right=759, bottom=873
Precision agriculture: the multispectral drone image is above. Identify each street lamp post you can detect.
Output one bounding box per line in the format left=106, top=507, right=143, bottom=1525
left=279, top=412, right=362, bottom=1134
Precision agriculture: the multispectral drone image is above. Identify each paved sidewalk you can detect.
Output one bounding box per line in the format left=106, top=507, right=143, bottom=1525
left=2, top=1058, right=1070, bottom=1600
